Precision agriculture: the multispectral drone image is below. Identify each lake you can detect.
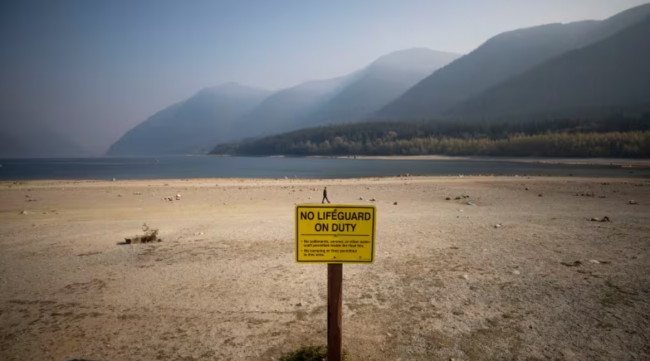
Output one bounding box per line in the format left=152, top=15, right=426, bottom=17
left=0, top=156, right=648, bottom=180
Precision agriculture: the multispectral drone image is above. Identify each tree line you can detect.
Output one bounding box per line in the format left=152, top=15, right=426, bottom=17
left=210, top=114, right=650, bottom=158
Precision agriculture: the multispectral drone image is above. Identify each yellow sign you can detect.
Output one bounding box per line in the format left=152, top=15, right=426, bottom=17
left=295, top=204, right=376, bottom=264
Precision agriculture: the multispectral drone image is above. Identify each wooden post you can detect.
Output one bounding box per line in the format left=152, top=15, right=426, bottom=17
left=328, top=263, right=343, bottom=361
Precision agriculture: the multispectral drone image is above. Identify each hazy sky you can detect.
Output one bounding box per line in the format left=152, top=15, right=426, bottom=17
left=1, top=0, right=647, bottom=154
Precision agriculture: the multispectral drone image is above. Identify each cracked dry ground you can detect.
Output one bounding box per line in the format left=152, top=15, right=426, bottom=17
left=1, top=177, right=649, bottom=360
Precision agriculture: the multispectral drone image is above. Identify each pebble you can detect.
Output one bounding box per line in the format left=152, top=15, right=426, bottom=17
left=494, top=224, right=501, bottom=228
left=589, top=259, right=600, bottom=264
left=461, top=274, right=469, bottom=280
left=370, top=198, right=377, bottom=202
left=629, top=200, right=639, bottom=205
left=175, top=194, right=181, bottom=200
left=445, top=197, right=451, bottom=200
left=590, top=217, right=600, bottom=222
left=512, top=270, right=521, bottom=275
left=359, top=197, right=363, bottom=200
left=393, top=202, right=398, bottom=205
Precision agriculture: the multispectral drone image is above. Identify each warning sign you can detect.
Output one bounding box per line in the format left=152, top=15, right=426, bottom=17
left=295, top=204, right=376, bottom=264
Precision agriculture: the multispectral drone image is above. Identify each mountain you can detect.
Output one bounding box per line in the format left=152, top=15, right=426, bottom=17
left=107, top=83, right=271, bottom=156
left=0, top=131, right=28, bottom=158
left=232, top=75, right=350, bottom=139
left=305, top=48, right=459, bottom=125
left=447, top=16, right=650, bottom=119
left=0, top=110, right=88, bottom=158
left=378, top=3, right=650, bottom=120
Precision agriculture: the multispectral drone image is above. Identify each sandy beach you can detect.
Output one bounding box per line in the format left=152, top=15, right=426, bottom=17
left=1, top=176, right=649, bottom=361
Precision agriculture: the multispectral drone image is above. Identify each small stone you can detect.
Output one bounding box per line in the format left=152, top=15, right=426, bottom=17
left=176, top=194, right=181, bottom=200
left=589, top=259, right=600, bottom=264
left=629, top=200, right=639, bottom=205
left=393, top=202, right=398, bottom=205
left=590, top=217, right=600, bottom=222
left=525, top=187, right=529, bottom=190
left=455, top=196, right=461, bottom=200
left=600, top=216, right=611, bottom=222
left=538, top=194, right=543, bottom=197
left=370, top=198, right=377, bottom=202
left=461, top=274, right=469, bottom=280
left=359, top=197, right=363, bottom=200
left=494, top=224, right=501, bottom=228
left=445, top=197, right=451, bottom=200
left=19, top=210, right=29, bottom=215
left=512, top=270, right=520, bottom=275
left=386, top=333, right=392, bottom=337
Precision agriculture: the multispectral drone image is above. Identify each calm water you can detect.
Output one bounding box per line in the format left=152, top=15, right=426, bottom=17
left=0, top=156, right=647, bottom=180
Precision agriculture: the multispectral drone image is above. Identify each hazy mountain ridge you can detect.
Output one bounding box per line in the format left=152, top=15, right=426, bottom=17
left=0, top=110, right=88, bottom=158
left=303, top=48, right=460, bottom=126
left=108, top=4, right=650, bottom=157
left=108, top=48, right=459, bottom=155
left=232, top=76, right=349, bottom=139
left=107, top=83, right=271, bottom=156
left=377, top=3, right=650, bottom=120
left=447, top=15, right=650, bottom=119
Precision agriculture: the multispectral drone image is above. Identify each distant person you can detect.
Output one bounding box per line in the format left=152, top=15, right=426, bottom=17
left=322, top=187, right=330, bottom=204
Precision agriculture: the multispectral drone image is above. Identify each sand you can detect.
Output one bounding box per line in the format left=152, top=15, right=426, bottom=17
left=1, top=176, right=649, bottom=361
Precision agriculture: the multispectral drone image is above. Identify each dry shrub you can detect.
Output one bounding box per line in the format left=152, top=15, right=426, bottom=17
left=279, top=345, right=349, bottom=361
left=125, top=223, right=161, bottom=244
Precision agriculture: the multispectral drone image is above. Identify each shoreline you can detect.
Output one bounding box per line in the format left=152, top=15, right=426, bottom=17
left=306, top=154, right=650, bottom=166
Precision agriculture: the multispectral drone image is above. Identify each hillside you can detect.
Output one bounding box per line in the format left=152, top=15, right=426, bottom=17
left=107, top=83, right=271, bottom=156
left=305, top=48, right=459, bottom=125
left=448, top=16, right=650, bottom=119
left=232, top=76, right=349, bottom=139
left=0, top=111, right=88, bottom=158
left=109, top=48, right=458, bottom=156
left=378, top=3, right=650, bottom=120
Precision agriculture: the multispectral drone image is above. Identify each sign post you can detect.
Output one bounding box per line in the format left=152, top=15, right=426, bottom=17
left=328, top=264, right=343, bottom=361
left=295, top=204, right=376, bottom=361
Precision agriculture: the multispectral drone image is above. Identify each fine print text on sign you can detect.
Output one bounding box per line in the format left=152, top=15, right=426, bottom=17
left=295, top=204, right=376, bottom=264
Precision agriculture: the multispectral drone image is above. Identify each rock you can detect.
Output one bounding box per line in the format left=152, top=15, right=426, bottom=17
left=600, top=216, right=611, bottom=222
left=599, top=196, right=607, bottom=198
left=445, top=197, right=451, bottom=200
left=370, top=198, right=377, bottom=202
left=19, top=210, right=29, bottom=215
left=590, top=217, right=600, bottom=222
left=538, top=194, right=543, bottom=197
left=512, top=270, right=520, bottom=275
left=359, top=197, right=363, bottom=200
left=629, top=200, right=639, bottom=205
left=461, top=274, right=469, bottom=280
left=175, top=194, right=181, bottom=200
left=393, top=202, right=398, bottom=205
left=560, top=261, right=582, bottom=267
left=494, top=224, right=501, bottom=228
left=455, top=196, right=461, bottom=200
left=466, top=201, right=474, bottom=206
left=112, top=178, right=116, bottom=182
left=525, top=187, right=529, bottom=190
left=589, top=259, right=600, bottom=264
